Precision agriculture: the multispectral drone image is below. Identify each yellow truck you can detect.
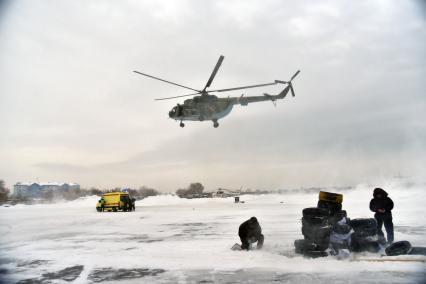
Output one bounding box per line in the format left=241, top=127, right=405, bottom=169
left=96, top=192, right=133, bottom=212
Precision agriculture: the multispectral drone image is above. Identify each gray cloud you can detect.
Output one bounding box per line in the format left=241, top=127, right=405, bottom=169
left=1, top=0, right=425, bottom=190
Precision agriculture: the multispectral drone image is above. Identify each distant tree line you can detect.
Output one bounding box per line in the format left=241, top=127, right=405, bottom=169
left=10, top=186, right=97, bottom=203
left=98, top=186, right=160, bottom=199
left=38, top=186, right=160, bottom=202
left=0, top=179, right=162, bottom=204
left=176, top=182, right=210, bottom=198
left=2, top=177, right=347, bottom=205
left=124, top=186, right=160, bottom=200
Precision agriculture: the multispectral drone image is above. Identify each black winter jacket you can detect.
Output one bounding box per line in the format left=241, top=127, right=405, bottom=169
left=369, top=188, right=394, bottom=215
left=239, top=217, right=262, bottom=241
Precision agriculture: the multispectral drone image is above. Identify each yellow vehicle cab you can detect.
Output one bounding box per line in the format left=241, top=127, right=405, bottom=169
left=96, top=192, right=133, bottom=212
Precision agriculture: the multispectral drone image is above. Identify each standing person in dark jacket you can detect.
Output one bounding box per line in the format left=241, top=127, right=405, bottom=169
left=130, top=197, right=136, bottom=211
left=100, top=197, right=106, bottom=212
left=238, top=217, right=264, bottom=250
left=369, top=188, right=394, bottom=244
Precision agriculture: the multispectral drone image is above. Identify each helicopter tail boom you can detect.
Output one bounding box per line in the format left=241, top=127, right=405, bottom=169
left=233, top=85, right=291, bottom=106
left=276, top=85, right=291, bottom=99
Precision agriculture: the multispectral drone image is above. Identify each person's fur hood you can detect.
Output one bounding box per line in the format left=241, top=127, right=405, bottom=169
left=373, top=187, right=388, bottom=198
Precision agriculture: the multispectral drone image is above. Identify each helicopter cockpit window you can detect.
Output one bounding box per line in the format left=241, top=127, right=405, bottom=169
left=177, top=105, right=183, bottom=116
left=168, top=108, right=175, bottom=118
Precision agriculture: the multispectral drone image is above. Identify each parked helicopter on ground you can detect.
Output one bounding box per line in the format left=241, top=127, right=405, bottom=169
left=134, top=55, right=300, bottom=128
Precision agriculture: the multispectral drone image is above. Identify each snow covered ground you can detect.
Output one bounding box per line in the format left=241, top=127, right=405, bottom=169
left=1, top=179, right=425, bottom=283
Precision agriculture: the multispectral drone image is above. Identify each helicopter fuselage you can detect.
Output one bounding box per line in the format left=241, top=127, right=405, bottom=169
left=168, top=95, right=234, bottom=122
left=168, top=84, right=293, bottom=128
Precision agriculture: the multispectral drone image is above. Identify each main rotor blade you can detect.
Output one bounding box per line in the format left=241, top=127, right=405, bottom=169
left=209, top=82, right=278, bottom=93
left=133, top=70, right=201, bottom=92
left=274, top=80, right=288, bottom=84
left=204, top=55, right=224, bottom=90
left=290, top=84, right=295, bottom=97
left=154, top=92, right=201, bottom=101
left=155, top=80, right=278, bottom=99
left=290, top=70, right=300, bottom=81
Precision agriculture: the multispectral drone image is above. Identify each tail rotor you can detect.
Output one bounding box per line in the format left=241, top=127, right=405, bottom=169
left=275, top=70, right=300, bottom=97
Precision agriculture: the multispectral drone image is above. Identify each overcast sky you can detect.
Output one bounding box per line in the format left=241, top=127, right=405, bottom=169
left=0, top=0, right=425, bottom=191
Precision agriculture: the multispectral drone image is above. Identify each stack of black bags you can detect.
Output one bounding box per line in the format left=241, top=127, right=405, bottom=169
left=294, top=207, right=331, bottom=257
left=295, top=191, right=383, bottom=257
left=317, top=192, right=351, bottom=255
left=295, top=191, right=347, bottom=257
left=295, top=191, right=426, bottom=258
left=317, top=191, right=347, bottom=225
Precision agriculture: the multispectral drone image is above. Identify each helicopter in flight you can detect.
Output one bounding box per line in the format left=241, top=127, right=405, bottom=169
left=133, top=55, right=300, bottom=128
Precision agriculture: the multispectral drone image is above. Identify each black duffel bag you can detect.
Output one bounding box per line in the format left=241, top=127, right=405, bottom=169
left=385, top=241, right=412, bottom=256
left=351, top=239, right=381, bottom=253
left=303, top=250, right=328, bottom=258
left=294, top=239, right=317, bottom=254
left=302, top=216, right=328, bottom=227
left=333, top=223, right=352, bottom=235
left=350, top=218, right=377, bottom=230
left=302, top=225, right=331, bottom=244
left=294, top=238, right=329, bottom=253
left=328, top=210, right=348, bottom=225
left=303, top=207, right=330, bottom=218
left=317, top=200, right=342, bottom=213
left=351, top=226, right=377, bottom=238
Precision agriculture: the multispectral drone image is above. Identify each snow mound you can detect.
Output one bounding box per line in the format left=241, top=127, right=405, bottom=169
left=137, top=194, right=235, bottom=206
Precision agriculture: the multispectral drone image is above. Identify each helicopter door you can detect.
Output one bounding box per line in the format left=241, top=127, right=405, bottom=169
left=177, top=104, right=183, bottom=116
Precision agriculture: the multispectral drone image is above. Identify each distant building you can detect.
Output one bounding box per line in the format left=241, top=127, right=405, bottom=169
left=13, top=182, right=80, bottom=197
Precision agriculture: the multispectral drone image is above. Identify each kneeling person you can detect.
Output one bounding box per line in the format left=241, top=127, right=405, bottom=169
left=239, top=217, right=264, bottom=250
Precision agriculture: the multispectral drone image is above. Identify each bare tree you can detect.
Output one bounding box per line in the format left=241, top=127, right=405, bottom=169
left=175, top=182, right=204, bottom=198
left=137, top=186, right=159, bottom=198
left=89, top=187, right=103, bottom=196
left=176, top=188, right=187, bottom=197
left=187, top=182, right=204, bottom=195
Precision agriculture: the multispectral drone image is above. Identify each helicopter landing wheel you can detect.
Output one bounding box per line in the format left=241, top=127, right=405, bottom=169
left=213, top=120, right=219, bottom=128
left=180, top=121, right=185, bottom=128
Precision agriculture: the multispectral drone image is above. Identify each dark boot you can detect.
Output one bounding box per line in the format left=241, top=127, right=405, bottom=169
left=257, top=234, right=264, bottom=249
